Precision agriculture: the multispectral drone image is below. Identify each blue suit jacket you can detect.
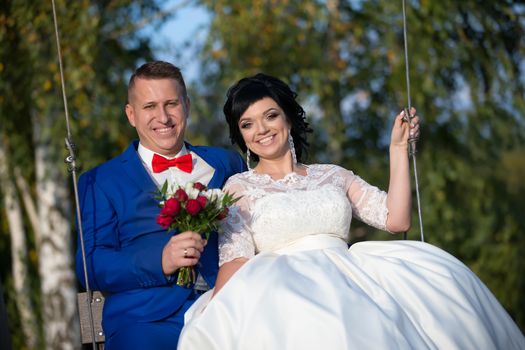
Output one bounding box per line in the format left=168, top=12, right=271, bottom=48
left=76, top=141, right=246, bottom=337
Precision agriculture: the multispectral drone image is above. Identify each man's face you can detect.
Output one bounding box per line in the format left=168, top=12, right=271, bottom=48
left=125, top=78, right=190, bottom=157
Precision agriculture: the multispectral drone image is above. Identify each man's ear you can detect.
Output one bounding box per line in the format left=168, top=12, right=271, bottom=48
left=125, top=104, right=136, bottom=127
left=184, top=96, right=191, bottom=117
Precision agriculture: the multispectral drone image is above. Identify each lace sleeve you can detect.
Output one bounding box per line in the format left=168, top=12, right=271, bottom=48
left=343, top=169, right=389, bottom=231
left=218, top=179, right=256, bottom=266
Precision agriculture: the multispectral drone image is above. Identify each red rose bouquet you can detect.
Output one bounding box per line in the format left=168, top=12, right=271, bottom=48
left=156, top=181, right=239, bottom=287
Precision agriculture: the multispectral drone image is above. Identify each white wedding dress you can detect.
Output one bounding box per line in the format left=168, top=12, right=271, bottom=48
left=178, top=164, right=525, bottom=350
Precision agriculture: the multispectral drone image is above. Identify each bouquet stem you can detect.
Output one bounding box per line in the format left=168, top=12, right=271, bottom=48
left=176, top=266, right=197, bottom=287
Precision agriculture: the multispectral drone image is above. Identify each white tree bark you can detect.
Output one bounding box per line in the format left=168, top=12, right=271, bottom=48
left=0, top=143, right=39, bottom=349
left=15, top=167, right=41, bottom=245
left=33, top=117, right=80, bottom=350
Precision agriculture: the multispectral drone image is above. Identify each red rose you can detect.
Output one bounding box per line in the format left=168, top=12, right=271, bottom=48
left=156, top=214, right=174, bottom=229
left=196, top=195, right=207, bottom=209
left=186, top=199, right=202, bottom=216
left=162, top=198, right=181, bottom=217
left=193, top=182, right=206, bottom=191
left=217, top=207, right=229, bottom=220
left=174, top=188, right=188, bottom=202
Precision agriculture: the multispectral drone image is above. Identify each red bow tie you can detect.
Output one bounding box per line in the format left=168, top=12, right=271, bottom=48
left=151, top=153, right=193, bottom=173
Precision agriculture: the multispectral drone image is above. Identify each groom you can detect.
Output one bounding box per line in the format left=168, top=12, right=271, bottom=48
left=75, top=61, right=246, bottom=349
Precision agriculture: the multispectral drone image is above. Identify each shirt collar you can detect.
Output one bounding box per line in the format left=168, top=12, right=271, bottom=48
left=137, top=143, right=189, bottom=171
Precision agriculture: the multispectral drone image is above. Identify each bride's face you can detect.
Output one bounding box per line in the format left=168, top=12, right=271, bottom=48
left=238, top=97, right=291, bottom=162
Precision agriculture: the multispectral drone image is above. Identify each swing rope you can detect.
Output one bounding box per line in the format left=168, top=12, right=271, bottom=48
left=402, top=0, right=425, bottom=242
left=50, top=0, right=97, bottom=348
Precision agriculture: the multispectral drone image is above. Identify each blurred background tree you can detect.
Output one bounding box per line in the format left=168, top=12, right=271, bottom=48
left=0, top=0, right=524, bottom=348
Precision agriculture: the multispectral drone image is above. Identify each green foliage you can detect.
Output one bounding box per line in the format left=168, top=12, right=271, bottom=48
left=189, top=0, right=525, bottom=329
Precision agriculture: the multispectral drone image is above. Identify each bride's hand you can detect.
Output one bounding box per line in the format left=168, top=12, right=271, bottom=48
left=391, top=107, right=420, bottom=148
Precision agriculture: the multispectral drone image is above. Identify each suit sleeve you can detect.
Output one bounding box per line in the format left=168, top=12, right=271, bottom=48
left=75, top=172, right=171, bottom=293
left=228, top=150, right=248, bottom=175
left=237, top=152, right=248, bottom=173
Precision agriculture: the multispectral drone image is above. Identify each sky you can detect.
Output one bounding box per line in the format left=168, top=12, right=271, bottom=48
left=148, top=1, right=210, bottom=83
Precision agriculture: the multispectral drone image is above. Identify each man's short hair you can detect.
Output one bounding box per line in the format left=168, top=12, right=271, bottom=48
left=128, top=61, right=187, bottom=102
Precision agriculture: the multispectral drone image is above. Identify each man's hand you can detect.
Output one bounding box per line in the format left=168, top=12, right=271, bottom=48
left=161, top=231, right=206, bottom=275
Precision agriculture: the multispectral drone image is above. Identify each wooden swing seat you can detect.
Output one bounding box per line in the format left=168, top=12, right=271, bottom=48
left=77, top=291, right=105, bottom=349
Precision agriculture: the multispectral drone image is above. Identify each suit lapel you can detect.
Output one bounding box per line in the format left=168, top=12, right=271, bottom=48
left=120, top=141, right=158, bottom=194
left=187, top=143, right=225, bottom=189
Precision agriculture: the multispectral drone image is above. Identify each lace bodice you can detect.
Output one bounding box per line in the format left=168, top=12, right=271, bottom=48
left=219, top=164, right=389, bottom=265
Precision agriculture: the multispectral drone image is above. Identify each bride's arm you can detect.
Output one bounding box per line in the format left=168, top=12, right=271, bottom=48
left=385, top=108, right=419, bottom=233
left=344, top=109, right=420, bottom=233
left=213, top=257, right=248, bottom=297
left=213, top=179, right=255, bottom=296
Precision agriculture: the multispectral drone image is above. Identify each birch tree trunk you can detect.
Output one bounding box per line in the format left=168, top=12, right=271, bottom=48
left=0, top=142, right=39, bottom=349
left=33, top=116, right=80, bottom=350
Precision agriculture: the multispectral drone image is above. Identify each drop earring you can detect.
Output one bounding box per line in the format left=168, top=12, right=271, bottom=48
left=288, top=129, right=297, bottom=165
left=246, top=148, right=252, bottom=170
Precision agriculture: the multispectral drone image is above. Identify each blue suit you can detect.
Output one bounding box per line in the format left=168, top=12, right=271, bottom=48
left=76, top=141, right=246, bottom=349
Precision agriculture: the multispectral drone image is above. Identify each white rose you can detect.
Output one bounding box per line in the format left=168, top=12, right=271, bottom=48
left=212, top=189, right=225, bottom=208
left=186, top=187, right=200, bottom=200
left=203, top=189, right=217, bottom=202
left=184, top=182, right=195, bottom=193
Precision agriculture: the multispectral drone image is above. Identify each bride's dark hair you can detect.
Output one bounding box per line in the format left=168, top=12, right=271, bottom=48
left=223, top=73, right=313, bottom=162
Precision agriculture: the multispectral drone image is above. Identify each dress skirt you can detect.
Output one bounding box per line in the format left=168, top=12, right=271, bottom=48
left=178, top=237, right=525, bottom=350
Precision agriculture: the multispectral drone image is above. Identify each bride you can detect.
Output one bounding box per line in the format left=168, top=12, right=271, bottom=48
left=177, top=73, right=524, bottom=349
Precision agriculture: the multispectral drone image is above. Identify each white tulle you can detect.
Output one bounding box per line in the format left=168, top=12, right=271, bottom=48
left=178, top=165, right=525, bottom=350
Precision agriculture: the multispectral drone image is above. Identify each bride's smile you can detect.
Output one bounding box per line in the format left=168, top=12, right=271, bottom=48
left=256, top=135, right=274, bottom=145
